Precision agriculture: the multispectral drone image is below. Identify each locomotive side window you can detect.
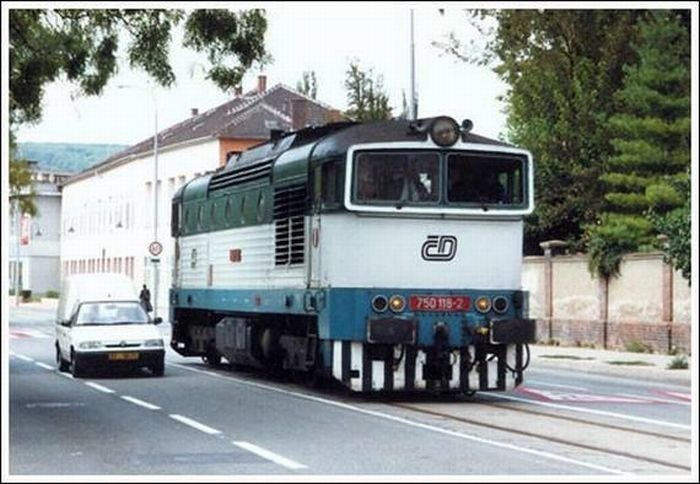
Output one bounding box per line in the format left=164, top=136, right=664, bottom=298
left=354, top=152, right=440, bottom=205
left=447, top=153, right=525, bottom=206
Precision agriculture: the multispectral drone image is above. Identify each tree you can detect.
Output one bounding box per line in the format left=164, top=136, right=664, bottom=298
left=344, top=60, right=392, bottom=121
left=9, top=132, right=36, bottom=217
left=587, top=11, right=690, bottom=279
left=9, top=8, right=269, bottom=214
left=439, top=10, right=643, bottom=254
left=296, top=70, right=318, bottom=99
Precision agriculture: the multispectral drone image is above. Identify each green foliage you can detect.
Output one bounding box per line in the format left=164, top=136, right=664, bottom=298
left=649, top=174, right=691, bottom=280
left=446, top=10, right=644, bottom=254
left=586, top=213, right=653, bottom=279
left=17, top=142, right=127, bottom=173
left=624, top=339, right=654, bottom=354
left=667, top=355, right=688, bottom=370
left=343, top=60, right=392, bottom=121
left=44, top=290, right=60, bottom=299
left=9, top=131, right=36, bottom=216
left=296, top=71, right=318, bottom=99
left=10, top=9, right=268, bottom=126
left=596, top=11, right=690, bottom=272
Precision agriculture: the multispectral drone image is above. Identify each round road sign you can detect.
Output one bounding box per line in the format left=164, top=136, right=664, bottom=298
left=149, top=241, right=163, bottom=256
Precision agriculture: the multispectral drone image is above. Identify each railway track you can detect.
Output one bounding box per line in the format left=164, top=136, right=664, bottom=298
left=385, top=396, right=691, bottom=472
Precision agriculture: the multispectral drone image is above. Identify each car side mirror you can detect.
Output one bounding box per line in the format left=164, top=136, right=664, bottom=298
left=58, top=319, right=71, bottom=327
left=153, top=317, right=163, bottom=325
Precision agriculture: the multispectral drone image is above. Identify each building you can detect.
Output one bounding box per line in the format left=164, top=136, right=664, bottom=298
left=60, top=76, right=342, bottom=316
left=9, top=162, right=71, bottom=297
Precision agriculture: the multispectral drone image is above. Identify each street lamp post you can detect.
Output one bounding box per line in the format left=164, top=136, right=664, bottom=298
left=118, top=84, right=160, bottom=318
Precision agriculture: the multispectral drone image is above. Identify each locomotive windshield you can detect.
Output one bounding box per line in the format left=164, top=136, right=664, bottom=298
left=352, top=150, right=526, bottom=208
left=354, top=152, right=440, bottom=205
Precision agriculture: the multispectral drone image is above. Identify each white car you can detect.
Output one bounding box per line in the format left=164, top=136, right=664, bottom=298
left=55, top=274, right=165, bottom=377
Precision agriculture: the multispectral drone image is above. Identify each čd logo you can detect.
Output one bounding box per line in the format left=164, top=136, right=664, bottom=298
left=421, top=235, right=458, bottom=261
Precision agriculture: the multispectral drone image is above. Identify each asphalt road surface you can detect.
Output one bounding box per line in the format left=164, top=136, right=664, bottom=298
left=6, top=302, right=693, bottom=478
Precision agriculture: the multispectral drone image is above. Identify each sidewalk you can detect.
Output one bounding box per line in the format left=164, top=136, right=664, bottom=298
left=528, top=343, right=692, bottom=386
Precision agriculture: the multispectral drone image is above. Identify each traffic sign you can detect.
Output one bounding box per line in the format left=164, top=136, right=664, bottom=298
left=149, top=241, right=163, bottom=256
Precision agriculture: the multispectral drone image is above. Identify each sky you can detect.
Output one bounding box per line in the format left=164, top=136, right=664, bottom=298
left=13, top=5, right=509, bottom=146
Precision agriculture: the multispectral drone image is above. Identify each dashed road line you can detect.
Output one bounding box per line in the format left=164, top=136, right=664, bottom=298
left=168, top=414, right=222, bottom=435
left=12, top=354, right=34, bottom=362
left=232, top=441, right=306, bottom=470
left=34, top=361, right=54, bottom=370
left=120, top=395, right=161, bottom=410
left=84, top=382, right=116, bottom=394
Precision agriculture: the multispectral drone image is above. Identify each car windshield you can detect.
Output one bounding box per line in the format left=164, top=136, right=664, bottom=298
left=75, top=302, right=150, bottom=326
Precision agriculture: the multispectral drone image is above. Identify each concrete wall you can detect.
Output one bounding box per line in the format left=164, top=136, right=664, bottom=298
left=523, top=252, right=691, bottom=353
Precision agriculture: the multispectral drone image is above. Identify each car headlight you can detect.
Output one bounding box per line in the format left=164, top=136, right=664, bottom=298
left=78, top=340, right=104, bottom=349
left=144, top=339, right=164, bottom=347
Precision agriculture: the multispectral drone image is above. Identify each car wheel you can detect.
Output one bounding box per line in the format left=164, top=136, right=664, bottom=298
left=70, top=351, right=84, bottom=378
left=151, top=359, right=165, bottom=377
left=56, top=344, right=69, bottom=372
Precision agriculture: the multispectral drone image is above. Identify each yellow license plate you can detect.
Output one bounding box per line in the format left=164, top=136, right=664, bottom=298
left=109, top=352, right=139, bottom=361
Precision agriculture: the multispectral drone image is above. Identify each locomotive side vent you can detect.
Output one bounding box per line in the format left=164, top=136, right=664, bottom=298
left=209, top=158, right=273, bottom=192
left=274, top=183, right=307, bottom=266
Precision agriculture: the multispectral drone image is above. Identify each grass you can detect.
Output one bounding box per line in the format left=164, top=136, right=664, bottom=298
left=539, top=355, right=595, bottom=361
left=606, top=360, right=654, bottom=366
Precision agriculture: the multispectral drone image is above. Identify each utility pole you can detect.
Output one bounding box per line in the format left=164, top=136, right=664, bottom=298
left=410, top=9, right=418, bottom=120
left=152, top=89, right=159, bottom=319
left=14, top=198, right=22, bottom=306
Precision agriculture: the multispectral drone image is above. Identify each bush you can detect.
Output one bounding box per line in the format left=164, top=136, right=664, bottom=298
left=667, top=355, right=688, bottom=370
left=624, top=339, right=654, bottom=353
left=44, top=290, right=59, bottom=298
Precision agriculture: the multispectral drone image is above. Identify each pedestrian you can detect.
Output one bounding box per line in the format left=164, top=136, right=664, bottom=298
left=139, top=284, right=153, bottom=313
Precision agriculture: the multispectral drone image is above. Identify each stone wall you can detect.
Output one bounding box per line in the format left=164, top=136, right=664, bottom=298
left=523, top=252, right=691, bottom=353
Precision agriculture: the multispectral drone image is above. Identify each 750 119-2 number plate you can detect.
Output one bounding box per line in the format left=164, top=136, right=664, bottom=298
left=409, top=295, right=471, bottom=312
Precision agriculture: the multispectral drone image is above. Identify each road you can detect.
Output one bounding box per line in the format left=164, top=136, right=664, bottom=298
left=6, top=302, right=693, bottom=477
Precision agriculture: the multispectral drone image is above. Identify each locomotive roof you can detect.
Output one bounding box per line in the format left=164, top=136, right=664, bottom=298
left=176, top=117, right=515, bottom=201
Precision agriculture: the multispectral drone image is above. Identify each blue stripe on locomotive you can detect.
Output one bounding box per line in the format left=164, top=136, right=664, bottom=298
left=170, top=286, right=520, bottom=348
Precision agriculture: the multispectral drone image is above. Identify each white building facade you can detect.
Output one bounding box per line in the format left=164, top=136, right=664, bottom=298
left=60, top=78, right=341, bottom=316
left=9, top=165, right=70, bottom=297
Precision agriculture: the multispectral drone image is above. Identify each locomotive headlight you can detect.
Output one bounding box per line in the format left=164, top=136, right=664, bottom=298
left=389, top=295, right=406, bottom=313
left=371, top=295, right=388, bottom=313
left=493, top=296, right=509, bottom=314
left=430, top=117, right=460, bottom=147
left=475, top=296, right=491, bottom=313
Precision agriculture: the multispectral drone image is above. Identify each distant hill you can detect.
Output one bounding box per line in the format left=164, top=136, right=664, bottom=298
left=17, top=142, right=128, bottom=174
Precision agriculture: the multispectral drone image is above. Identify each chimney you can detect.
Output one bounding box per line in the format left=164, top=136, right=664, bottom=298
left=291, top=99, right=309, bottom=131
left=257, top=74, right=267, bottom=94
left=191, top=108, right=199, bottom=117
left=234, top=85, right=242, bottom=97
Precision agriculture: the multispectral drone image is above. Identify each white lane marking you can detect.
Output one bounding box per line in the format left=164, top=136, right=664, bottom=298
left=526, top=380, right=588, bottom=391
left=517, top=387, right=648, bottom=404
left=34, top=362, right=54, bottom=370
left=169, top=414, right=221, bottom=435
left=12, top=354, right=34, bottom=362
left=483, top=393, right=691, bottom=430
left=57, top=372, right=74, bottom=379
left=616, top=393, right=691, bottom=406
left=659, top=391, right=691, bottom=402
left=169, top=363, right=626, bottom=475
left=121, top=395, right=161, bottom=410
left=232, top=441, right=307, bottom=470
left=84, top=382, right=116, bottom=394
